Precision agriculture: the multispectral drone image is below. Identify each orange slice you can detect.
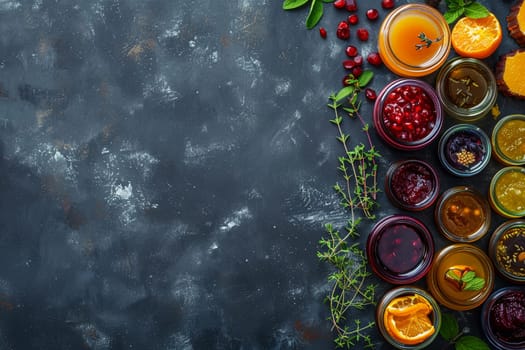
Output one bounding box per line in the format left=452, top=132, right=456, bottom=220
left=385, top=294, right=433, bottom=317
left=451, top=13, right=503, bottom=59
left=385, top=312, right=436, bottom=345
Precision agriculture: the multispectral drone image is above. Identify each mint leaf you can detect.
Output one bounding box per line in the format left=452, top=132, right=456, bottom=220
left=464, top=2, right=489, bottom=19
left=357, top=70, right=373, bottom=88
left=334, top=86, right=355, bottom=102
left=462, top=271, right=476, bottom=283
left=439, top=313, right=459, bottom=342
left=464, top=277, right=485, bottom=291
left=456, top=335, right=490, bottom=350
left=444, top=8, right=465, bottom=24
left=305, top=0, right=323, bottom=29
left=446, top=269, right=461, bottom=281
left=282, top=0, right=309, bottom=10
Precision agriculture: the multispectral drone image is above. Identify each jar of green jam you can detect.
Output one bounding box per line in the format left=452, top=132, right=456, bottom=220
left=491, top=114, right=525, bottom=166
left=489, top=167, right=525, bottom=218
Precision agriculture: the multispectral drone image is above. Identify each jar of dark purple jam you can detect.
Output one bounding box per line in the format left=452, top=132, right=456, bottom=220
left=367, top=215, right=434, bottom=284
left=385, top=159, right=439, bottom=211
left=482, top=287, right=525, bottom=350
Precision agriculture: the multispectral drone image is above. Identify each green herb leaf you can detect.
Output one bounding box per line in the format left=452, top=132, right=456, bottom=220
left=444, top=8, right=465, bottom=24
left=461, top=270, right=476, bottom=283
left=464, top=277, right=485, bottom=291
left=305, top=0, right=323, bottom=29
left=282, top=0, right=309, bottom=10
left=446, top=269, right=461, bottom=282
left=456, top=335, right=491, bottom=350
left=357, top=70, right=373, bottom=88
left=439, top=313, right=459, bottom=341
left=463, top=2, right=489, bottom=19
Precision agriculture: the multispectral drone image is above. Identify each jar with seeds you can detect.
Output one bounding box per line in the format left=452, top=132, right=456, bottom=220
left=489, top=220, right=525, bottom=283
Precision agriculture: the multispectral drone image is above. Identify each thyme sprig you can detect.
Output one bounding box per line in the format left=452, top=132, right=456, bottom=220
left=415, top=32, right=442, bottom=50
left=318, top=71, right=380, bottom=349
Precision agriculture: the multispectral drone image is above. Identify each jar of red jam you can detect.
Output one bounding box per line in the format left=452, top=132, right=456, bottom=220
left=385, top=159, right=439, bottom=211
left=373, top=79, right=443, bottom=151
left=367, top=215, right=434, bottom=284
left=482, top=287, right=525, bottom=350
left=489, top=220, right=525, bottom=283
left=438, top=124, right=491, bottom=177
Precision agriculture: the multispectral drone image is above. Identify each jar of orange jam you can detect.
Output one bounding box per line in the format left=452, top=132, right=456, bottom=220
left=491, top=114, right=525, bottom=166
left=489, top=167, right=525, bottom=218
left=378, top=3, right=451, bottom=77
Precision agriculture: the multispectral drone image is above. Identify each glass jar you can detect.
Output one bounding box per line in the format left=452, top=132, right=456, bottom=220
left=437, top=124, right=491, bottom=177
left=481, top=287, right=525, bottom=350
left=378, top=3, right=451, bottom=77
left=385, top=159, right=439, bottom=211
left=488, top=219, right=525, bottom=283
left=367, top=215, right=434, bottom=284
left=427, top=244, right=495, bottom=311
left=376, top=286, right=441, bottom=349
left=489, top=166, right=525, bottom=218
left=435, top=57, right=497, bottom=122
left=434, top=186, right=491, bottom=243
left=491, top=114, right=525, bottom=166
left=373, top=78, right=444, bottom=151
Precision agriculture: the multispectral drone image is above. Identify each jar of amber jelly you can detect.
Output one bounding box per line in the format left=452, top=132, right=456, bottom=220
left=378, top=3, right=451, bottom=77
left=491, top=114, right=525, bottom=166
left=427, top=244, right=494, bottom=311
left=489, top=220, right=525, bottom=283
left=489, top=166, right=525, bottom=218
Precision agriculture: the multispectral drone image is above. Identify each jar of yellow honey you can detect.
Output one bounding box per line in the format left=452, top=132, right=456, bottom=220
left=491, top=114, right=525, bottom=166
left=489, top=166, right=525, bottom=218
left=377, top=3, right=451, bottom=77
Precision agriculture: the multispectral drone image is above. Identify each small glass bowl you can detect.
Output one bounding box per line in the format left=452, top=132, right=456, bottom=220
left=377, top=3, right=451, bottom=77
left=435, top=57, right=497, bottom=122
left=367, top=215, right=434, bottom=284
left=373, top=78, right=444, bottom=151
left=376, top=286, right=441, bottom=349
left=481, top=287, right=525, bottom=350
left=491, top=114, right=525, bottom=166
left=434, top=186, right=491, bottom=243
left=488, top=219, right=525, bottom=283
left=385, top=159, right=440, bottom=211
left=438, top=124, right=491, bottom=177
left=489, top=166, right=525, bottom=218
left=427, top=244, right=495, bottom=311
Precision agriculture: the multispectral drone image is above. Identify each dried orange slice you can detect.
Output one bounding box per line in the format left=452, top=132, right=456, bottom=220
left=385, top=312, right=436, bottom=345
left=386, top=294, right=432, bottom=317
left=451, top=13, right=503, bottom=59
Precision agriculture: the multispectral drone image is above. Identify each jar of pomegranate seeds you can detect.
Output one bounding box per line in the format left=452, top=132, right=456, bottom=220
left=373, top=78, right=443, bottom=151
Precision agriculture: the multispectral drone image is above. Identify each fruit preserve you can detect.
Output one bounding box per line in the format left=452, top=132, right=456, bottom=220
left=489, top=166, right=525, bottom=218
left=376, top=286, right=441, bottom=349
left=367, top=215, right=434, bottom=284
left=482, top=287, right=525, bottom=350
left=435, top=57, right=497, bottom=122
left=385, top=159, right=439, bottom=211
left=435, top=186, right=491, bottom=243
left=373, top=79, right=443, bottom=150
left=438, top=124, right=491, bottom=177
left=491, top=114, right=525, bottom=166
left=378, top=3, right=451, bottom=77
left=489, top=220, right=525, bottom=283
left=427, top=244, right=494, bottom=311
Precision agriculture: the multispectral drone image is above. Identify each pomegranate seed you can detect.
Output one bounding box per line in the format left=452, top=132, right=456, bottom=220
left=365, top=88, right=377, bottom=101
left=346, top=0, right=357, bottom=12
left=353, top=55, right=363, bottom=66
left=336, top=21, right=350, bottom=40
left=352, top=67, right=363, bottom=77
left=333, top=0, right=346, bottom=9
left=367, top=52, right=382, bottom=66
left=342, top=59, right=356, bottom=70
left=356, top=28, right=369, bottom=41
left=381, top=0, right=395, bottom=9
left=347, top=14, right=359, bottom=25
left=345, top=45, right=358, bottom=57
left=366, top=8, right=379, bottom=20
left=319, top=27, right=327, bottom=39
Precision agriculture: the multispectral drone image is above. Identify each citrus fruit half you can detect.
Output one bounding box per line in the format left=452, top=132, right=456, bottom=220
left=451, top=12, right=502, bottom=59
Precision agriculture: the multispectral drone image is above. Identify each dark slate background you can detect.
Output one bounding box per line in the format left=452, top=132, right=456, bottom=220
left=0, top=0, right=521, bottom=349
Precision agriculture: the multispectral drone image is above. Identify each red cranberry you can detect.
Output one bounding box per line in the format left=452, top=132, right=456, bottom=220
left=366, top=8, right=379, bottom=20
left=342, top=75, right=351, bottom=86
left=336, top=21, right=350, bottom=40
left=347, top=14, right=359, bottom=25
left=353, top=55, right=363, bottom=66
left=367, top=52, right=382, bottom=66
left=365, top=88, right=377, bottom=101
left=381, top=0, right=395, bottom=9
left=342, top=59, right=356, bottom=70
left=319, top=27, right=327, bottom=39
left=356, top=28, right=369, bottom=41
left=352, top=67, right=363, bottom=77
left=333, top=0, right=347, bottom=9
left=345, top=45, right=358, bottom=57
left=346, top=0, right=357, bottom=12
